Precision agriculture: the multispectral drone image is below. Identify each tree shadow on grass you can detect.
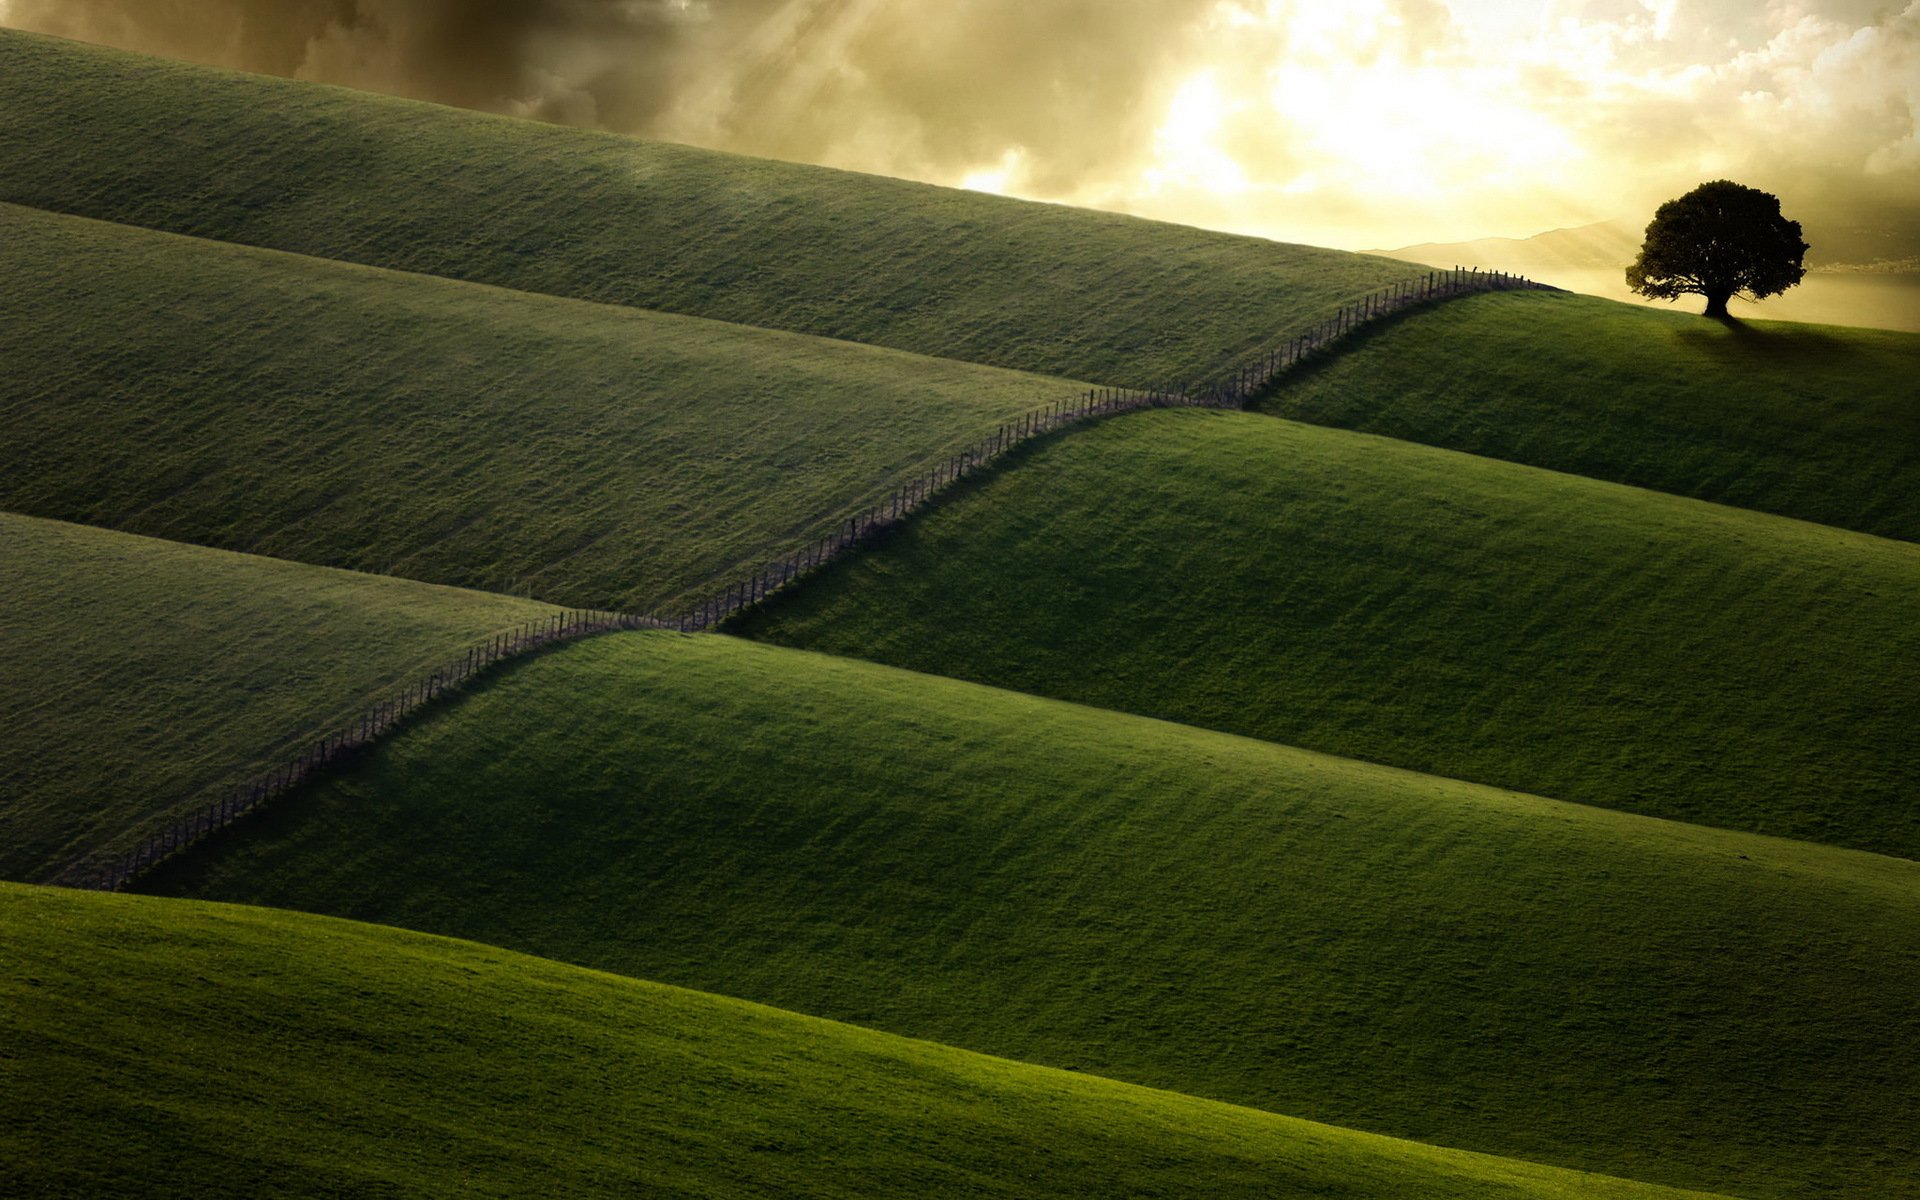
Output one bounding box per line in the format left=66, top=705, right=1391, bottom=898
left=1671, top=313, right=1856, bottom=366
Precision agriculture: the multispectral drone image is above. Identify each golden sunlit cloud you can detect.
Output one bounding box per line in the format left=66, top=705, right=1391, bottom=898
left=4, top=0, right=1915, bottom=257
left=1145, top=71, right=1254, bottom=197
left=960, top=147, right=1028, bottom=196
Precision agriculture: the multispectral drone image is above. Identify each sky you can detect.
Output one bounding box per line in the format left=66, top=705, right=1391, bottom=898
left=4, top=0, right=1916, bottom=254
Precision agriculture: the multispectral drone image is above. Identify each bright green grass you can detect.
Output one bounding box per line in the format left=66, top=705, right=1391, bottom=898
left=1, top=884, right=1736, bottom=1200
left=0, top=202, right=1075, bottom=610
left=1261, top=289, right=1920, bottom=541
left=0, top=28, right=1415, bottom=386
left=147, top=633, right=1920, bottom=1200
left=0, top=512, right=555, bottom=885
left=740, top=409, right=1920, bottom=860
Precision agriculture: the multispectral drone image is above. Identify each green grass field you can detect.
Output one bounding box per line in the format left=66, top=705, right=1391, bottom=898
left=144, top=633, right=1920, bottom=1200
left=0, top=512, right=556, bottom=885
left=0, top=28, right=1415, bottom=386
left=740, top=408, right=1920, bottom=860
left=1, top=882, right=1737, bottom=1200
left=5, top=25, right=1911, bottom=1199
left=1261, top=289, right=1920, bottom=541
left=0, top=201, right=1078, bottom=610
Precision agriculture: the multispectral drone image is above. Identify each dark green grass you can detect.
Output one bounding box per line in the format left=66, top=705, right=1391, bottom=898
left=0, top=28, right=1415, bottom=386
left=1, top=883, right=1736, bottom=1200
left=0, top=202, right=1075, bottom=610
left=740, top=409, right=1920, bottom=859
left=0, top=512, right=555, bottom=885
left=148, top=633, right=1920, bottom=1200
left=1260, top=289, right=1920, bottom=541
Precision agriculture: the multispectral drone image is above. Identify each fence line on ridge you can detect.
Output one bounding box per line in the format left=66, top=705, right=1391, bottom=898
left=88, top=265, right=1542, bottom=892
left=89, top=608, right=652, bottom=890
left=661, top=266, right=1546, bottom=633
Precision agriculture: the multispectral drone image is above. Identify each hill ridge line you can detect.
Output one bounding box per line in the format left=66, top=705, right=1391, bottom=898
left=669, top=266, right=1550, bottom=633
left=86, top=267, right=1543, bottom=891
left=0, top=197, right=1102, bottom=389
left=8, top=880, right=1748, bottom=1199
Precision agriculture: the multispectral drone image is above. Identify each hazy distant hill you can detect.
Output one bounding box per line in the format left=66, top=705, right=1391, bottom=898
left=1377, top=206, right=1920, bottom=274
left=1376, top=215, right=1920, bottom=331
left=1377, top=220, right=1636, bottom=272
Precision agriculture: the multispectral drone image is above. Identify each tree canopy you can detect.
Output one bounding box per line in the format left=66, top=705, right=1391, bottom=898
left=1626, top=181, right=1807, bottom=318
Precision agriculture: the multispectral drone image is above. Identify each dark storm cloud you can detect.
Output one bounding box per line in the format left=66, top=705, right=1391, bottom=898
left=0, top=0, right=1214, bottom=189
left=2, top=0, right=708, bottom=126
left=687, top=0, right=1212, bottom=192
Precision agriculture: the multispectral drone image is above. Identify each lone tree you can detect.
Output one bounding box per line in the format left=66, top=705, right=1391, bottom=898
left=1626, top=180, right=1807, bottom=318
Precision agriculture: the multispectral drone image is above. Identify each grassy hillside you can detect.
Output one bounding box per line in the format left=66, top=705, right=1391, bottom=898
left=2, top=883, right=1736, bottom=1200
left=0, top=201, right=1072, bottom=610
left=146, top=633, right=1920, bottom=1200
left=0, top=513, right=555, bottom=885
left=0, top=28, right=1415, bottom=386
left=741, top=409, right=1920, bottom=859
left=1261, top=289, right=1920, bottom=541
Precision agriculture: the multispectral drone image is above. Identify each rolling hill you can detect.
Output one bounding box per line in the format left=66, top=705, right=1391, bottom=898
left=0, top=200, right=1075, bottom=611
left=740, top=408, right=1920, bottom=859
left=1261, top=289, right=1920, bottom=541
left=4, top=22, right=1910, bottom=1200
left=143, top=632, right=1920, bottom=1199
left=0, top=27, right=1416, bottom=387
left=2, top=882, right=1735, bottom=1200
left=0, top=512, right=555, bottom=885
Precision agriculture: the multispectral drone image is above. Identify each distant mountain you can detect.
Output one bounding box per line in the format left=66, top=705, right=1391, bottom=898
left=1369, top=211, right=1920, bottom=331
left=1372, top=220, right=1637, bottom=272
left=1376, top=212, right=1920, bottom=274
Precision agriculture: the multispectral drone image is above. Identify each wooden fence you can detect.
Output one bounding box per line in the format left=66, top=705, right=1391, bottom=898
left=661, top=267, right=1545, bottom=631
left=90, top=609, right=652, bottom=890
left=89, top=266, right=1541, bottom=891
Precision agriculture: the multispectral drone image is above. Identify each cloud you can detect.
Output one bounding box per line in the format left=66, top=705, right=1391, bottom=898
left=3, top=0, right=1914, bottom=250
left=1, top=0, right=711, bottom=124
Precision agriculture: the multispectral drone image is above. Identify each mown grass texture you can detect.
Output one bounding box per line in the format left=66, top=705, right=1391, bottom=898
left=740, top=408, right=1920, bottom=860
left=0, top=512, right=555, bottom=884
left=146, top=633, right=1920, bottom=1200
left=0, top=28, right=1417, bottom=387
left=0, top=201, right=1081, bottom=611
left=1, top=882, right=1742, bottom=1200
left=1261, top=289, right=1920, bottom=541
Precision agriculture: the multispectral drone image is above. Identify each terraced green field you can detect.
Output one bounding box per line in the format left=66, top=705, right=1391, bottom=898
left=1263, top=289, right=1920, bottom=541
left=3, top=882, right=1735, bottom=1200
left=0, top=202, right=1077, bottom=611
left=0, top=513, right=555, bottom=884
left=145, top=633, right=1920, bottom=1200
left=741, top=408, right=1920, bottom=859
left=0, top=28, right=1414, bottom=386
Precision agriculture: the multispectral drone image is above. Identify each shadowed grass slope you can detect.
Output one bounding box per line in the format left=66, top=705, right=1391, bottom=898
left=0, top=513, right=555, bottom=885
left=147, top=634, right=1920, bottom=1200
left=1260, top=289, right=1920, bottom=541
left=0, top=202, right=1076, bottom=610
left=1, top=884, right=1736, bottom=1200
left=741, top=409, right=1920, bottom=859
left=0, top=29, right=1414, bottom=386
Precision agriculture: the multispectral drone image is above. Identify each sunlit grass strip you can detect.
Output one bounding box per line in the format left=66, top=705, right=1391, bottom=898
left=5, top=881, right=1741, bottom=1200
left=141, top=632, right=1920, bottom=1199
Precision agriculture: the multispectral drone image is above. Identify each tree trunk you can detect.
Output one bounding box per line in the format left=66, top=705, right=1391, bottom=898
left=1703, top=288, right=1732, bottom=319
